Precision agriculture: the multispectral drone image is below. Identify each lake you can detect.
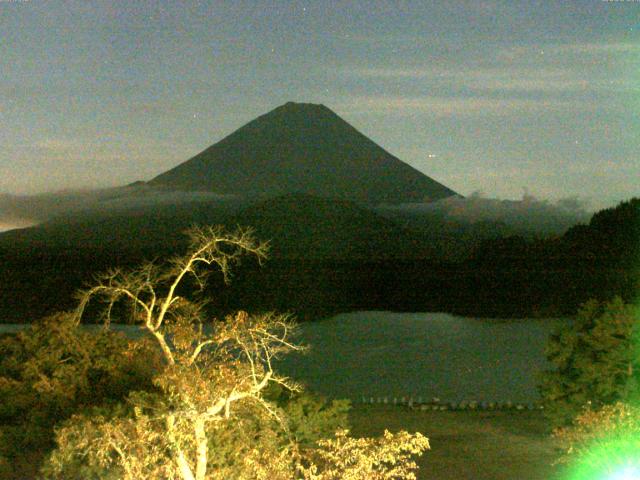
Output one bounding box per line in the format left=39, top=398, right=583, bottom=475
left=275, top=312, right=564, bottom=404
left=1, top=312, right=565, bottom=404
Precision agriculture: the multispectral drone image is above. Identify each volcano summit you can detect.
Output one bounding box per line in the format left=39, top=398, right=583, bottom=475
left=150, top=102, right=457, bottom=204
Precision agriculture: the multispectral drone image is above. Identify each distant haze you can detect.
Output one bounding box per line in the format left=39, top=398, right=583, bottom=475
left=0, top=187, right=231, bottom=231
left=0, top=218, right=37, bottom=233
left=378, top=192, right=591, bottom=235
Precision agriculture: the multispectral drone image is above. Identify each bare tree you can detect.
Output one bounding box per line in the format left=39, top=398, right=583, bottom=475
left=43, top=225, right=429, bottom=480
left=75, top=225, right=270, bottom=365
left=47, top=226, right=303, bottom=480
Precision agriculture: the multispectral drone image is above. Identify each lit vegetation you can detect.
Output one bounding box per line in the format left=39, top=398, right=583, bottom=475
left=538, top=297, right=640, bottom=427
left=553, top=401, right=640, bottom=478
left=27, top=225, right=430, bottom=479
left=540, top=296, right=640, bottom=477
left=0, top=313, right=159, bottom=478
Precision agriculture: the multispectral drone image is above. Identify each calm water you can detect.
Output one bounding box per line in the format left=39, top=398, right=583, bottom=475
left=275, top=312, right=564, bottom=404
left=1, top=312, right=564, bottom=403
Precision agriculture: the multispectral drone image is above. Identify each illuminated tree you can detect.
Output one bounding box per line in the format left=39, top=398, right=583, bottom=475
left=42, top=226, right=429, bottom=479
left=43, top=310, right=305, bottom=479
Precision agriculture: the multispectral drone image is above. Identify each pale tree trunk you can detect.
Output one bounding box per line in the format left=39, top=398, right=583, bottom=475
left=150, top=328, right=176, bottom=365
left=166, top=414, right=196, bottom=480
left=194, top=417, right=208, bottom=480
left=176, top=450, right=196, bottom=480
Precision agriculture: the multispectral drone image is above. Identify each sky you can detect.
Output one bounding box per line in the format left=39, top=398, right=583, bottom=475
left=1, top=0, right=638, bottom=209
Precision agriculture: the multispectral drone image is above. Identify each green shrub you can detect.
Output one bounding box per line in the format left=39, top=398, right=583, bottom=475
left=538, top=297, right=640, bottom=427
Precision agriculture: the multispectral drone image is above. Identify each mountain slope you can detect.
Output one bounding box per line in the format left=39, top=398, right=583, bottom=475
left=150, top=102, right=457, bottom=204
left=228, top=193, right=432, bottom=260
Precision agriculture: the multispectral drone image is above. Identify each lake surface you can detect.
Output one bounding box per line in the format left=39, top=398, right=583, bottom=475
left=1, top=312, right=565, bottom=404
left=275, top=312, right=565, bottom=404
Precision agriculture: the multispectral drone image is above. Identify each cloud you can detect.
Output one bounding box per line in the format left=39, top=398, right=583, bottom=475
left=339, top=62, right=631, bottom=95
left=494, top=41, right=640, bottom=63
left=546, top=42, right=640, bottom=55
left=378, top=192, right=592, bottom=236
left=337, top=39, right=638, bottom=97
left=0, top=186, right=236, bottom=232
left=339, top=66, right=444, bottom=79
left=338, top=95, right=582, bottom=117
left=332, top=42, right=635, bottom=118
left=346, top=65, right=590, bottom=92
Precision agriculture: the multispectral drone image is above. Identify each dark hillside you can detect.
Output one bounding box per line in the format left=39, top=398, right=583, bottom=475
left=229, top=193, right=433, bottom=260
left=462, top=198, right=640, bottom=315
left=0, top=198, right=636, bottom=323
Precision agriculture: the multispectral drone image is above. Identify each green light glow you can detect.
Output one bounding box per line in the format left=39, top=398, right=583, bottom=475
left=565, top=435, right=640, bottom=480
left=608, top=465, right=640, bottom=480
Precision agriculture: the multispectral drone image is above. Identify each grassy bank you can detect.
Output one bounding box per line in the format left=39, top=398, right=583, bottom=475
left=349, top=403, right=564, bottom=480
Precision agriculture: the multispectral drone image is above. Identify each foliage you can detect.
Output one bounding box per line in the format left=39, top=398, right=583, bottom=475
left=300, top=429, right=430, bottom=480
left=42, top=225, right=430, bottom=479
left=46, top=279, right=302, bottom=477
left=43, top=387, right=299, bottom=480
left=553, top=401, right=640, bottom=478
left=279, top=391, right=351, bottom=448
left=554, top=402, right=640, bottom=462
left=538, top=297, right=640, bottom=427
left=0, top=313, right=159, bottom=477
left=195, top=389, right=351, bottom=478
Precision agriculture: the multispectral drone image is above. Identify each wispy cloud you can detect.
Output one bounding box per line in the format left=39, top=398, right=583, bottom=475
left=543, top=41, right=640, bottom=55
left=340, top=66, right=444, bottom=79
left=337, top=40, right=638, bottom=97
left=35, top=138, right=91, bottom=153
left=493, top=41, right=640, bottom=62
left=338, top=95, right=582, bottom=117
left=0, top=186, right=233, bottom=230
left=340, top=65, right=592, bottom=93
